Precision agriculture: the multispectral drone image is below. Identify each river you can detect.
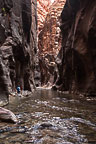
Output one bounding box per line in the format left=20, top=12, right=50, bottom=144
left=0, top=89, right=96, bottom=144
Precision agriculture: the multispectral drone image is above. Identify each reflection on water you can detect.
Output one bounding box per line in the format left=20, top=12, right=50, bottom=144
left=0, top=89, right=96, bottom=144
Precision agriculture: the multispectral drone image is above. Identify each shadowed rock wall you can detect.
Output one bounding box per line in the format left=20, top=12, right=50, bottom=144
left=31, top=0, right=41, bottom=87
left=0, top=0, right=37, bottom=101
left=54, top=0, right=96, bottom=95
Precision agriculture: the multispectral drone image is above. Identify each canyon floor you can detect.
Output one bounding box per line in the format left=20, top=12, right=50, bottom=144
left=0, top=89, right=96, bottom=144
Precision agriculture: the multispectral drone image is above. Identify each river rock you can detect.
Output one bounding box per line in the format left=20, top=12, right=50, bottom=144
left=39, top=123, right=53, bottom=129
left=0, top=107, right=17, bottom=123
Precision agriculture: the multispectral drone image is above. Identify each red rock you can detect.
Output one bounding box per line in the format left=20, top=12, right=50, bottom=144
left=37, top=0, right=52, bottom=34
left=38, top=0, right=66, bottom=86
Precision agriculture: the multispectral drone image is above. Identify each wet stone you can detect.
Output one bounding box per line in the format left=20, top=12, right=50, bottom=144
left=0, top=89, right=96, bottom=143
left=39, top=123, right=53, bottom=129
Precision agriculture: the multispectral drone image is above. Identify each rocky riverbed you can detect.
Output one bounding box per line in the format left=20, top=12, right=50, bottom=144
left=0, top=89, right=96, bottom=144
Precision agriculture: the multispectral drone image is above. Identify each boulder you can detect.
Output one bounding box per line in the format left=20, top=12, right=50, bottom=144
left=0, top=107, right=17, bottom=123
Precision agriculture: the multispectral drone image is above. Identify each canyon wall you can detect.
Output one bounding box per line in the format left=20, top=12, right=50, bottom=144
left=37, top=0, right=51, bottom=34
left=38, top=0, right=65, bottom=86
left=39, top=0, right=65, bottom=56
left=0, top=0, right=37, bottom=102
left=54, top=0, right=96, bottom=95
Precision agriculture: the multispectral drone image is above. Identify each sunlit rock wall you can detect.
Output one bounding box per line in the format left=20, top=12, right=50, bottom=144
left=54, top=0, right=96, bottom=96
left=0, top=0, right=37, bottom=101
left=37, top=0, right=51, bottom=34
left=38, top=0, right=66, bottom=86
left=39, top=0, right=65, bottom=56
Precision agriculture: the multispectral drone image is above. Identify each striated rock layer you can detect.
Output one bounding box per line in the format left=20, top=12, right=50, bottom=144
left=39, top=0, right=65, bottom=55
left=54, top=0, right=96, bottom=95
left=0, top=0, right=37, bottom=101
left=38, top=0, right=66, bottom=86
left=37, top=0, right=51, bottom=34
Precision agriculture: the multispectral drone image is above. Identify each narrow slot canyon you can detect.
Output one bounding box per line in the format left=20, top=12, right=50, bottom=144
left=37, top=0, right=65, bottom=88
left=37, top=0, right=96, bottom=96
left=0, top=0, right=96, bottom=143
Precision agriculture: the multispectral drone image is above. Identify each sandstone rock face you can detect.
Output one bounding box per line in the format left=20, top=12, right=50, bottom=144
left=54, top=0, right=96, bottom=95
left=38, top=0, right=65, bottom=86
left=39, top=0, right=65, bottom=55
left=0, top=0, right=37, bottom=101
left=37, top=0, right=51, bottom=34
left=31, top=0, right=39, bottom=87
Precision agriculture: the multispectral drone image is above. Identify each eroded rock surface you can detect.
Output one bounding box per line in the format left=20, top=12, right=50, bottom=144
left=0, top=0, right=37, bottom=101
left=38, top=0, right=65, bottom=86
left=54, top=0, right=96, bottom=95
left=37, top=0, right=52, bottom=34
left=39, top=0, right=65, bottom=55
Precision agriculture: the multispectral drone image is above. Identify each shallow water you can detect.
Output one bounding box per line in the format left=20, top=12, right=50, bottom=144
left=0, top=89, right=96, bottom=144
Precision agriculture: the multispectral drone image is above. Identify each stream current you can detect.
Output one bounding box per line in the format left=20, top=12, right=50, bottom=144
left=0, top=89, right=96, bottom=144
